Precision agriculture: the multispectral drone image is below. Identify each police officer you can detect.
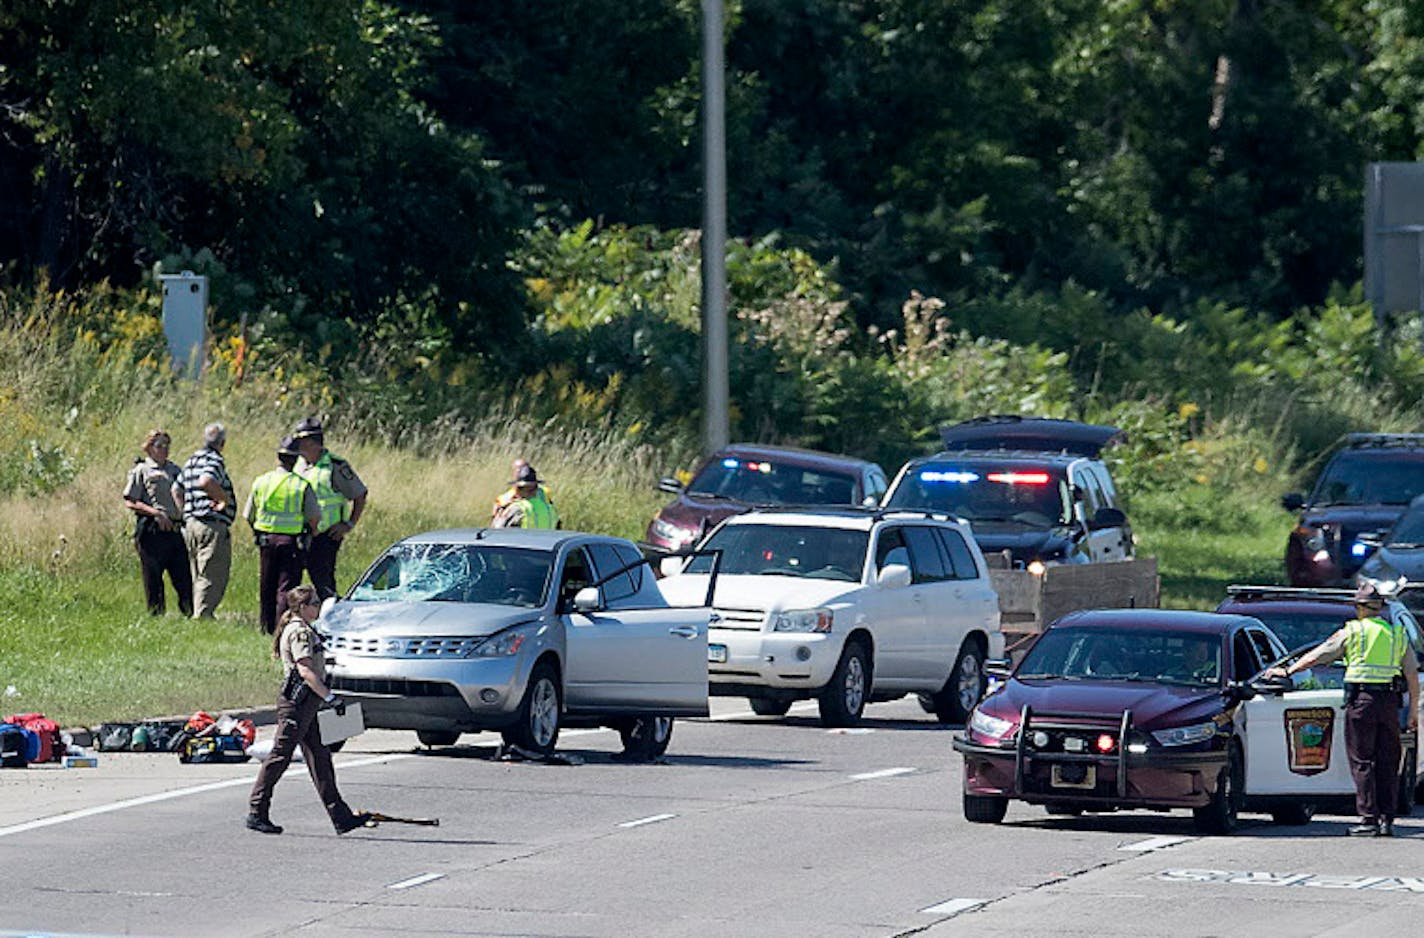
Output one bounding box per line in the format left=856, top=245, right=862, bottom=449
left=247, top=584, right=370, bottom=835
left=291, top=417, right=367, bottom=601
left=491, top=457, right=554, bottom=522
left=121, top=429, right=193, bottom=616
left=1268, top=582, right=1420, bottom=836
left=173, top=422, right=236, bottom=619
left=244, top=436, right=320, bottom=634
left=491, top=464, right=559, bottom=529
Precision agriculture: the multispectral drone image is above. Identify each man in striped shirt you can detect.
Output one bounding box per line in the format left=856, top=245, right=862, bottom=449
left=173, top=422, right=237, bottom=619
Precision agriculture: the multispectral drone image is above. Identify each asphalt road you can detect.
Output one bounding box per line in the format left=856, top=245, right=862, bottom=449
left=3, top=697, right=1423, bottom=938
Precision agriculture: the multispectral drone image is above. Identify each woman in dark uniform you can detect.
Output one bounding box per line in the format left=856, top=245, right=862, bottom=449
left=246, top=584, right=370, bottom=835
left=121, top=429, right=192, bottom=616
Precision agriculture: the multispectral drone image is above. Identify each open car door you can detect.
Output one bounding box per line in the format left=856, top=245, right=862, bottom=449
left=1241, top=659, right=1356, bottom=799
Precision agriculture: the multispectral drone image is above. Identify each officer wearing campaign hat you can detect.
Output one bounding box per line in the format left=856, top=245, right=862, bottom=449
left=491, top=463, right=559, bottom=529
left=244, top=435, right=320, bottom=633
left=291, top=417, right=368, bottom=601
left=1269, top=581, right=1421, bottom=836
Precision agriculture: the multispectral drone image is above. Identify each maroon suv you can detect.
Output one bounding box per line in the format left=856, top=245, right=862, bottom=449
left=953, top=609, right=1283, bottom=834
left=641, top=444, right=888, bottom=554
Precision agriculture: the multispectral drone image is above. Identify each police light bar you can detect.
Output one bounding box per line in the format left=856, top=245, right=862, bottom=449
left=986, top=472, right=1051, bottom=485
left=920, top=470, right=980, bottom=483
left=725, top=458, right=773, bottom=473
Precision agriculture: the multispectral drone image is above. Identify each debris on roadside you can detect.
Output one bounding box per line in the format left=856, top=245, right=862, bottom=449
left=1, top=712, right=66, bottom=768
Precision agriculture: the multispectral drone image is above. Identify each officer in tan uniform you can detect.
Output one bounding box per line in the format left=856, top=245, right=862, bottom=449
left=247, top=584, right=371, bottom=835
left=291, top=417, right=367, bottom=601
left=491, top=457, right=554, bottom=522
left=244, top=436, right=320, bottom=634
left=121, top=429, right=193, bottom=616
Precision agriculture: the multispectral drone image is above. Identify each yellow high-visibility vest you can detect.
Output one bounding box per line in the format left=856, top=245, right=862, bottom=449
left=513, top=493, right=558, bottom=529
left=1343, top=617, right=1407, bottom=684
left=301, top=452, right=352, bottom=534
left=251, top=469, right=309, bottom=534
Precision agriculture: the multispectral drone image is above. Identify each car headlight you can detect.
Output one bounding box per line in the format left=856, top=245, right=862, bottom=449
left=470, top=625, right=536, bottom=658
left=1295, top=524, right=1327, bottom=553
left=1151, top=721, right=1217, bottom=747
left=969, top=708, right=1016, bottom=740
left=771, top=608, right=833, bottom=633
left=650, top=518, right=694, bottom=543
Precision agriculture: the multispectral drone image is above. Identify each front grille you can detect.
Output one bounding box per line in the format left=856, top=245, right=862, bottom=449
left=328, top=634, right=482, bottom=658
left=712, top=607, right=766, bottom=631
left=330, top=676, right=461, bottom=698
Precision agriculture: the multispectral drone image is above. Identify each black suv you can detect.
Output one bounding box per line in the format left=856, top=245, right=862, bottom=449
left=1282, top=434, right=1424, bottom=587
left=882, top=417, right=1132, bottom=569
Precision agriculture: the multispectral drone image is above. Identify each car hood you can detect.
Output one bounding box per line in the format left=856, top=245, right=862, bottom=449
left=319, top=600, right=540, bottom=638
left=659, top=573, right=858, bottom=612
left=651, top=498, right=749, bottom=536
left=968, top=525, right=1075, bottom=562
left=983, top=679, right=1224, bottom=731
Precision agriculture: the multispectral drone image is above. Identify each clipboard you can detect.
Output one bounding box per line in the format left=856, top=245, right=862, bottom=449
left=318, top=702, right=365, bottom=746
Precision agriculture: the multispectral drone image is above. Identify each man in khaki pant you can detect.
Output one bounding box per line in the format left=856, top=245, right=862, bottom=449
left=173, top=423, right=237, bottom=618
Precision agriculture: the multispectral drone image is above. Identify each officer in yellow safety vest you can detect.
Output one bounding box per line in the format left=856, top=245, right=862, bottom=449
left=491, top=457, right=554, bottom=523
left=291, top=417, right=368, bottom=601
left=492, top=464, right=559, bottom=529
left=244, top=436, right=320, bottom=634
left=1269, top=581, right=1420, bottom=836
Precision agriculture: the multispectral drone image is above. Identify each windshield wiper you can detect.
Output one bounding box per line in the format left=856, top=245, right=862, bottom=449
left=1017, top=672, right=1079, bottom=680
left=1388, top=542, right=1424, bottom=549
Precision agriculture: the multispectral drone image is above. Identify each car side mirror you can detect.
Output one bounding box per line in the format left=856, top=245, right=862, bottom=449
left=984, top=658, right=1013, bottom=679
left=1089, top=507, right=1126, bottom=530
left=1224, top=680, right=1258, bottom=702
left=659, top=555, right=686, bottom=578
left=1281, top=492, right=1305, bottom=512
left=658, top=476, right=684, bottom=495
left=1249, top=674, right=1292, bottom=697
left=877, top=563, right=912, bottom=589
left=573, top=586, right=602, bottom=613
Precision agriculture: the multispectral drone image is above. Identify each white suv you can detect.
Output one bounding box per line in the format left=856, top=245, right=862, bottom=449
left=659, top=508, right=1003, bottom=726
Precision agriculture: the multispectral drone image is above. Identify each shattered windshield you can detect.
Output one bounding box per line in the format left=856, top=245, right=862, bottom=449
left=349, top=543, right=551, bottom=608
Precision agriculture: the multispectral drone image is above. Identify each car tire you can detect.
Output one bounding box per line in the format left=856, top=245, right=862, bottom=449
left=1270, top=803, right=1315, bottom=826
left=501, top=660, right=562, bottom=757
left=931, top=637, right=987, bottom=725
left=749, top=697, right=792, bottom=717
left=1399, top=746, right=1418, bottom=815
left=416, top=730, right=460, bottom=748
left=818, top=640, right=871, bottom=728
left=964, top=792, right=1008, bottom=824
left=618, top=717, right=674, bottom=761
left=1193, top=744, right=1244, bottom=835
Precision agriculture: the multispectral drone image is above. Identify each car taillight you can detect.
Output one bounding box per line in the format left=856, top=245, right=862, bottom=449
left=1095, top=734, right=1116, bottom=754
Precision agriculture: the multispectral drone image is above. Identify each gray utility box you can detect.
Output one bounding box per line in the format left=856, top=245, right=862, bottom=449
left=158, top=271, right=208, bottom=379
left=987, top=557, right=1161, bottom=661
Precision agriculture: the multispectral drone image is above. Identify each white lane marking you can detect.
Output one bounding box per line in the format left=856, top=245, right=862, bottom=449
left=1120, top=836, right=1193, bottom=852
left=920, top=898, right=986, bottom=916
left=619, top=813, right=677, bottom=828
left=387, top=872, right=445, bottom=890
left=0, top=753, right=414, bottom=839
left=850, top=766, right=916, bottom=781
left=826, top=727, right=875, bottom=735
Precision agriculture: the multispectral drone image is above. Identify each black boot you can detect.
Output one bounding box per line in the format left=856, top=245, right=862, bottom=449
left=246, top=813, right=283, bottom=835
left=334, top=811, right=373, bottom=835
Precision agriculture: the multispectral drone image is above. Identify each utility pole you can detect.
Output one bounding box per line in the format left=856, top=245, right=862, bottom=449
left=700, top=0, right=729, bottom=455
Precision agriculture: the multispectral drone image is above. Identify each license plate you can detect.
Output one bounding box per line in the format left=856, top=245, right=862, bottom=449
left=1051, top=763, right=1096, bottom=789
left=708, top=643, right=728, bottom=664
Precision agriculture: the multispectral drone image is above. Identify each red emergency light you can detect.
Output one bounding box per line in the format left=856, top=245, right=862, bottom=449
left=986, top=471, right=1051, bottom=485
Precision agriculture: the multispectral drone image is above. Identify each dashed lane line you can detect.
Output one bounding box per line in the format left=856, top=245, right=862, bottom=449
left=920, top=898, right=986, bottom=916
left=850, top=766, right=917, bottom=781
left=387, top=872, right=445, bottom=890
left=618, top=813, right=678, bottom=829
left=1119, top=836, right=1194, bottom=852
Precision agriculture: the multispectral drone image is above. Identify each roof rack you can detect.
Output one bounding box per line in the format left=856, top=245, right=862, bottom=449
left=873, top=508, right=970, bottom=525
left=1225, top=584, right=1355, bottom=599
left=937, top=416, right=1126, bottom=457
left=1342, top=433, right=1424, bottom=449
left=919, top=449, right=1086, bottom=464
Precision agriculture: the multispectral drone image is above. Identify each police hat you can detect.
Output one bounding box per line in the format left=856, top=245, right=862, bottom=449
left=1354, top=581, right=1385, bottom=606
left=511, top=464, right=542, bottom=486
left=292, top=417, right=323, bottom=439
left=277, top=435, right=300, bottom=456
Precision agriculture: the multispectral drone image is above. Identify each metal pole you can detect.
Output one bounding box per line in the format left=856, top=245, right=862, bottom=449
left=701, top=0, right=729, bottom=455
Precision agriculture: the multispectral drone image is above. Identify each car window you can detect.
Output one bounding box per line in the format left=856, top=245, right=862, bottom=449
left=875, top=527, right=908, bottom=571
left=1073, top=465, right=1105, bottom=514
left=1247, top=629, right=1280, bottom=668
left=935, top=527, right=980, bottom=580
left=587, top=543, right=636, bottom=604
left=1311, top=451, right=1424, bottom=507
left=1091, top=463, right=1119, bottom=506
left=686, top=456, right=858, bottom=506
left=1232, top=631, right=1262, bottom=681
left=559, top=547, right=595, bottom=608
left=685, top=523, right=867, bottom=582
left=1017, top=628, right=1221, bottom=686
left=864, top=469, right=888, bottom=504
left=349, top=543, right=550, bottom=608
left=612, top=542, right=647, bottom=595
left=903, top=526, right=949, bottom=583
